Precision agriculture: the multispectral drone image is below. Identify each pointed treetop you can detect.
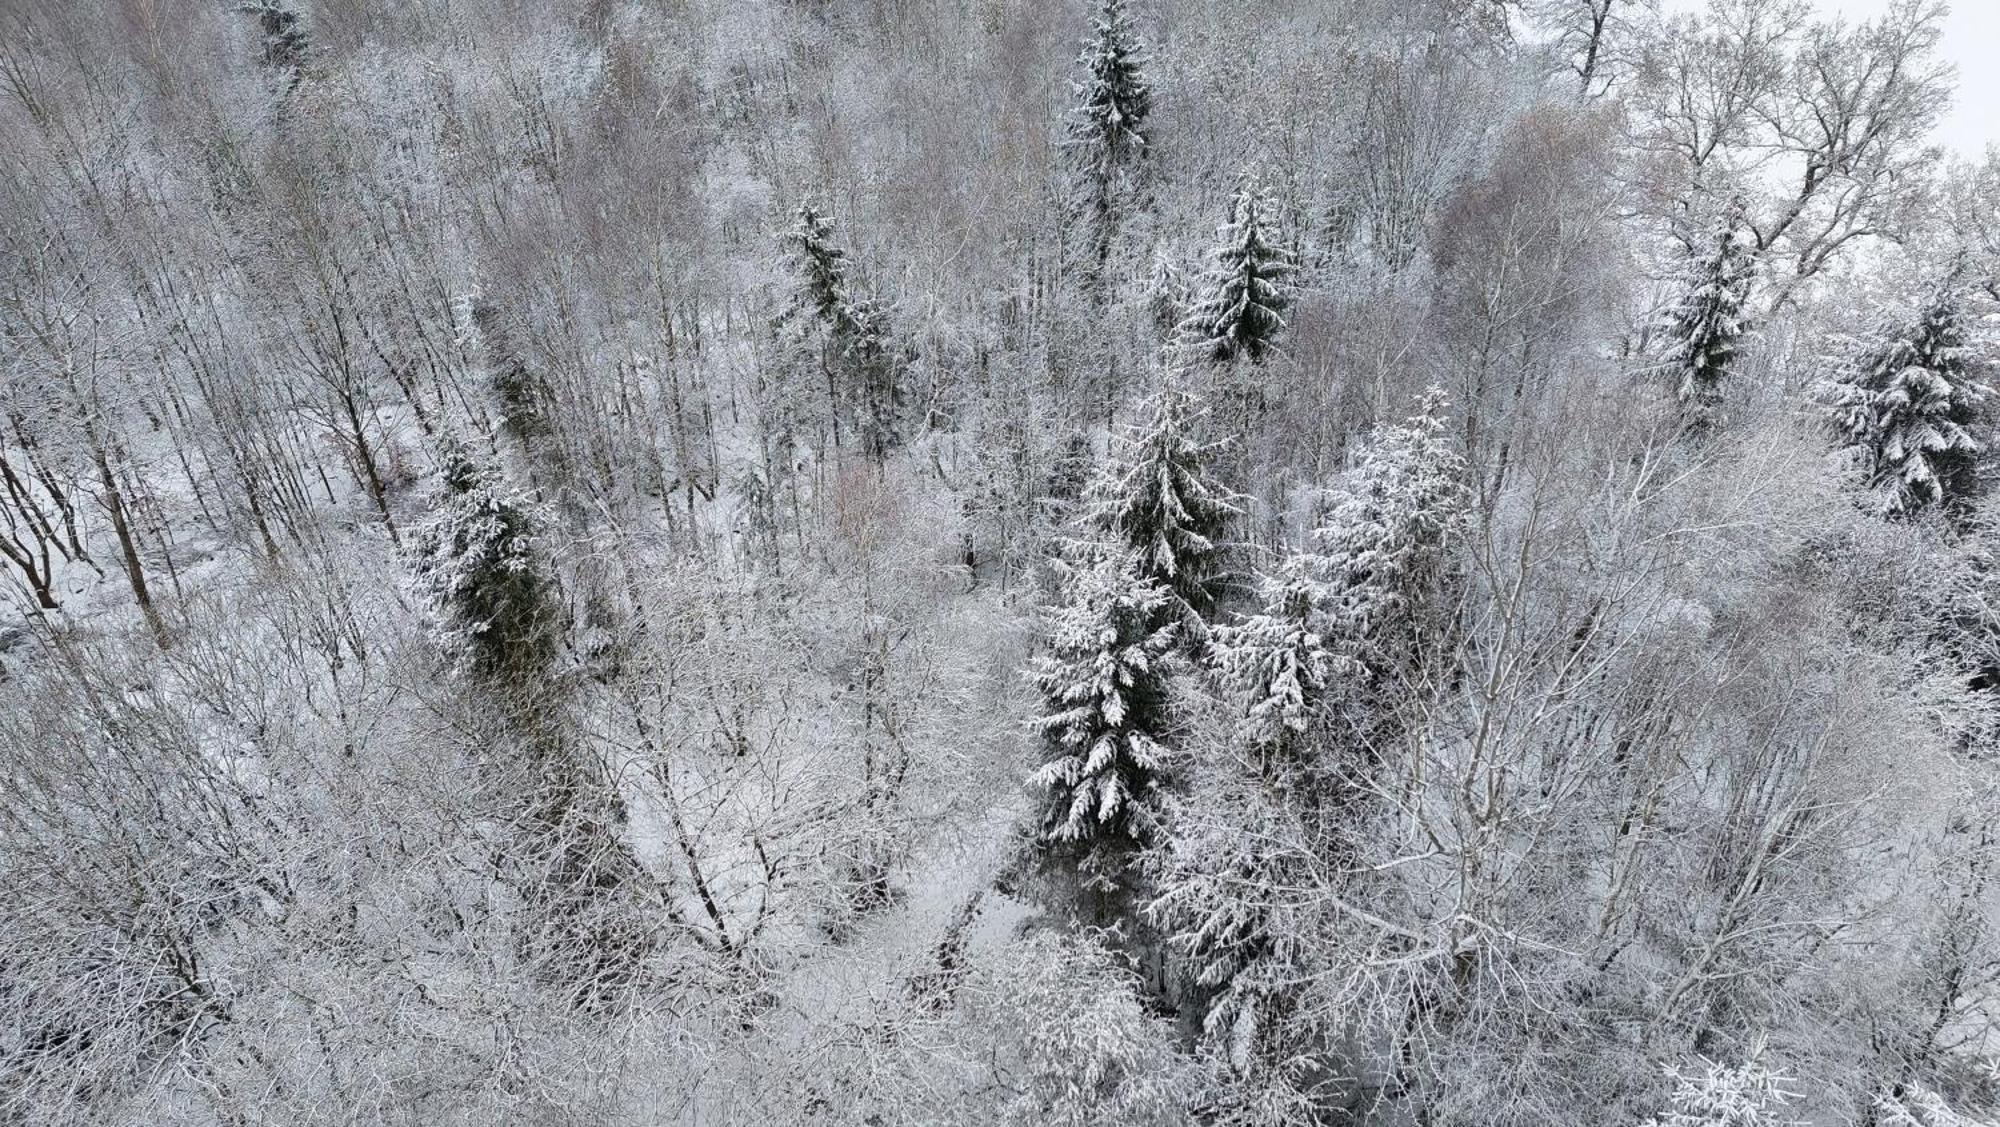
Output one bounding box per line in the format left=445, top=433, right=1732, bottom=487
left=1178, top=178, right=1298, bottom=366
left=1065, top=0, right=1153, bottom=174
left=1315, top=387, right=1467, bottom=679
left=410, top=438, right=556, bottom=682
left=1209, top=556, right=1344, bottom=771
left=1082, top=384, right=1241, bottom=624
left=1662, top=197, right=1755, bottom=441
left=782, top=203, right=853, bottom=325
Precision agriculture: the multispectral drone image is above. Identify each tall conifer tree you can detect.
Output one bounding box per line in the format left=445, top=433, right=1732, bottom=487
left=1209, top=562, right=1339, bottom=774
left=248, top=0, right=309, bottom=76
left=1316, top=389, right=1466, bottom=678
left=409, top=442, right=660, bottom=1006
left=410, top=444, right=556, bottom=683
left=778, top=204, right=906, bottom=461
left=1065, top=0, right=1153, bottom=274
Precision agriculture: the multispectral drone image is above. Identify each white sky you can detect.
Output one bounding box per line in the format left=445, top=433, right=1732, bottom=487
left=1665, top=0, right=1999, bottom=158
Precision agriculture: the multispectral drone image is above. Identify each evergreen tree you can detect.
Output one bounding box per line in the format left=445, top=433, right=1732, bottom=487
left=781, top=204, right=852, bottom=327
left=1065, top=0, right=1153, bottom=272
left=1209, top=561, right=1340, bottom=773
left=1149, top=397, right=1465, bottom=1107
left=1046, top=428, right=1098, bottom=518
left=840, top=293, right=906, bottom=462
left=1028, top=550, right=1181, bottom=851
left=409, top=443, right=556, bottom=683
left=1821, top=267, right=1989, bottom=519
left=1066, top=0, right=1152, bottom=179
left=1156, top=560, right=1336, bottom=1066
left=1179, top=181, right=1297, bottom=366
left=1661, top=202, right=1753, bottom=441
left=409, top=442, right=660, bottom=1006
left=244, top=1, right=308, bottom=78
left=1148, top=557, right=1353, bottom=1115
left=1315, top=387, right=1467, bottom=696
left=1147, top=754, right=1315, bottom=1100
left=1147, top=252, right=1188, bottom=343
left=1082, top=385, right=1239, bottom=628
left=778, top=204, right=907, bottom=461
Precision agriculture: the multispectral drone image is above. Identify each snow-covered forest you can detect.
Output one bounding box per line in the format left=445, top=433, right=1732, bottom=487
left=2, top=0, right=1998, bottom=1122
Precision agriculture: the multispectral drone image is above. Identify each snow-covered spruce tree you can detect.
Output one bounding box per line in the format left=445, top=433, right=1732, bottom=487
left=1145, top=561, right=1349, bottom=1117
left=455, top=295, right=572, bottom=503
left=1315, top=387, right=1468, bottom=704
left=1821, top=268, right=1989, bottom=520
left=1082, top=385, right=1240, bottom=632
left=781, top=203, right=851, bottom=328
left=1660, top=202, right=1753, bottom=441
left=409, top=443, right=658, bottom=1006
left=410, top=442, right=557, bottom=684
left=778, top=203, right=907, bottom=461
left=1065, top=0, right=1153, bottom=273
left=1028, top=549, right=1181, bottom=858
left=840, top=293, right=906, bottom=463
left=1143, top=669, right=1306, bottom=1105
left=777, top=202, right=853, bottom=449
left=1119, top=397, right=1462, bottom=1054
left=1066, top=0, right=1151, bottom=179
left=1149, top=776, right=1323, bottom=1122
left=1210, top=561, right=1340, bottom=774
left=1179, top=180, right=1297, bottom=366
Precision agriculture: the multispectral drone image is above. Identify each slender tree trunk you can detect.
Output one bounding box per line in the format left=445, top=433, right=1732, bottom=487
left=97, top=449, right=163, bottom=643
left=338, top=391, right=400, bottom=547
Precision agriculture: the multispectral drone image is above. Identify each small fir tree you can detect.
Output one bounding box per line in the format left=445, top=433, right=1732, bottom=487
left=1150, top=561, right=1345, bottom=1110
left=1154, top=393, right=1464, bottom=1066
left=1180, top=180, right=1297, bottom=366
left=988, top=933, right=1204, bottom=1123
left=1082, top=385, right=1240, bottom=628
left=1821, top=266, right=1988, bottom=519
left=410, top=441, right=660, bottom=1006
left=840, top=293, right=905, bottom=461
left=1661, top=202, right=1753, bottom=441
left=1148, top=769, right=1319, bottom=1105
left=1027, top=550, right=1181, bottom=851
left=781, top=204, right=852, bottom=328
left=1065, top=0, right=1152, bottom=180
left=1147, top=252, right=1189, bottom=342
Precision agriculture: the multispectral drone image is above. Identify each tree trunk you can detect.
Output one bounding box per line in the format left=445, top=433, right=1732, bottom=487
left=97, top=449, right=163, bottom=643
